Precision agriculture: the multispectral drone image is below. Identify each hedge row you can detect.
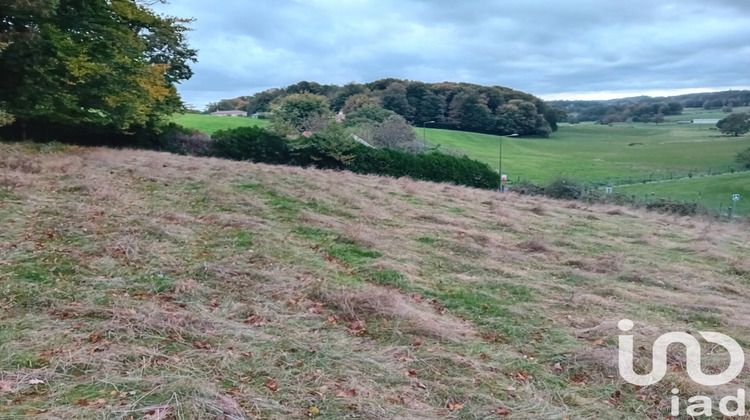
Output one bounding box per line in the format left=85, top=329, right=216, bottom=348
left=210, top=126, right=500, bottom=189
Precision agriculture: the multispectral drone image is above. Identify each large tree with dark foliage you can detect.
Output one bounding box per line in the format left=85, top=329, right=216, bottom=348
left=0, top=0, right=196, bottom=141
left=717, top=113, right=750, bottom=137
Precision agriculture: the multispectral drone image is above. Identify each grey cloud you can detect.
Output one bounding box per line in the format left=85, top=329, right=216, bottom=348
left=154, top=0, right=750, bottom=108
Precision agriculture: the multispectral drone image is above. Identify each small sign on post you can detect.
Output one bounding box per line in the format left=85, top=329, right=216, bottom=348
left=501, top=174, right=508, bottom=183
left=733, top=194, right=740, bottom=202
left=605, top=186, right=613, bottom=194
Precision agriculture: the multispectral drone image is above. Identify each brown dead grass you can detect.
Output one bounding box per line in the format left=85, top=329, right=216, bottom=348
left=1, top=143, right=750, bottom=419
left=319, top=288, right=476, bottom=342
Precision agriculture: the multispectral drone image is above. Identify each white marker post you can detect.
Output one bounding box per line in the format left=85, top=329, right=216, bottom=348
left=730, top=194, right=740, bottom=219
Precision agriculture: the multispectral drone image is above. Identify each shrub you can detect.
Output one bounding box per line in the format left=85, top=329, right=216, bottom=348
left=154, top=124, right=212, bottom=156
left=514, top=180, right=545, bottom=196
left=211, top=126, right=291, bottom=164
left=544, top=178, right=582, bottom=200
left=645, top=199, right=702, bottom=216
left=737, top=147, right=750, bottom=169
left=292, top=123, right=359, bottom=169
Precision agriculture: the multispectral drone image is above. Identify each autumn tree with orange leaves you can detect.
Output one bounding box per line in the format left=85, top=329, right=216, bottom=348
left=0, top=0, right=196, bottom=140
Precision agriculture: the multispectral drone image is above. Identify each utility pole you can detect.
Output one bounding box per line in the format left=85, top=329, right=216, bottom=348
left=423, top=121, right=435, bottom=146
left=499, top=133, right=518, bottom=192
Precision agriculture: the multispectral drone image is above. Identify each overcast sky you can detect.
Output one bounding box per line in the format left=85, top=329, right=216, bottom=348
left=153, top=0, right=750, bottom=109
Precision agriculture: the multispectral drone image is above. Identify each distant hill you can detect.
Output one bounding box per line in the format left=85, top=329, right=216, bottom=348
left=550, top=90, right=750, bottom=123
left=206, top=79, right=567, bottom=137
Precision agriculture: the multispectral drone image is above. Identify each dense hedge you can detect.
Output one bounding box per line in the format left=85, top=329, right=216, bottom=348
left=209, top=126, right=500, bottom=190
left=212, top=126, right=292, bottom=164
left=348, top=146, right=500, bottom=189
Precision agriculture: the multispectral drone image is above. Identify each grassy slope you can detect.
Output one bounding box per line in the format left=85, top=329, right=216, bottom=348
left=174, top=114, right=269, bottom=135
left=618, top=172, right=750, bottom=215
left=424, top=123, right=750, bottom=185
left=1, top=142, right=749, bottom=419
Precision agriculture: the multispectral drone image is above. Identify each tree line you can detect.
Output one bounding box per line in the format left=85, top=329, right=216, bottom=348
left=553, top=100, right=684, bottom=124
left=551, top=90, right=750, bottom=124
left=208, top=80, right=566, bottom=138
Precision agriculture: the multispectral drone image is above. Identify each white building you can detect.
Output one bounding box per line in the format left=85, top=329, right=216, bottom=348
left=693, top=119, right=721, bottom=124
left=210, top=110, right=248, bottom=117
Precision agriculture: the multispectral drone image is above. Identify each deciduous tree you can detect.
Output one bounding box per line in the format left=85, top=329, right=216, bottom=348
left=717, top=113, right=750, bottom=136
left=371, top=115, right=421, bottom=152
left=0, top=0, right=196, bottom=138
left=270, top=93, right=333, bottom=136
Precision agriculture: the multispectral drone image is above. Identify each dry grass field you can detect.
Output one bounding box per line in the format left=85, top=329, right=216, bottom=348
left=1, top=142, right=749, bottom=419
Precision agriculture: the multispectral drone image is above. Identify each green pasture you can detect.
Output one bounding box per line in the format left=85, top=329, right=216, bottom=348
left=665, top=106, right=749, bottom=122
left=617, top=172, right=749, bottom=215
left=173, top=113, right=268, bottom=135
left=423, top=122, right=750, bottom=185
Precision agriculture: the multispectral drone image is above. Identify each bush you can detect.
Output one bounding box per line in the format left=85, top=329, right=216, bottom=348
left=153, top=124, right=212, bottom=156
left=513, top=180, right=545, bottom=196
left=645, top=199, right=702, bottom=216
left=211, top=126, right=291, bottom=164
left=737, top=147, right=750, bottom=169
left=292, top=123, right=359, bottom=169
left=544, top=178, right=582, bottom=200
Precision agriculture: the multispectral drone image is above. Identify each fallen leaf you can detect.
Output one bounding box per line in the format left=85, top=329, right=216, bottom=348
left=347, top=320, right=368, bottom=336
left=193, top=341, right=212, bottom=350
left=516, top=371, right=532, bottom=381
left=244, top=315, right=267, bottom=326
left=447, top=402, right=464, bottom=411
left=0, top=380, right=14, bottom=394
left=144, top=408, right=172, bottom=420
left=264, top=379, right=278, bottom=392
left=337, top=388, right=357, bottom=397
left=495, top=406, right=511, bottom=416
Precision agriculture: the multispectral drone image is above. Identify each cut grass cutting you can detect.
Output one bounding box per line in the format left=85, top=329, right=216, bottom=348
left=1, top=142, right=749, bottom=419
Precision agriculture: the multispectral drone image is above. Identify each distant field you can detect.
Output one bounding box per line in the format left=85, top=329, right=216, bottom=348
left=423, top=122, right=750, bottom=184
left=665, top=106, right=750, bottom=122
left=617, top=172, right=750, bottom=215
left=173, top=113, right=268, bottom=135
